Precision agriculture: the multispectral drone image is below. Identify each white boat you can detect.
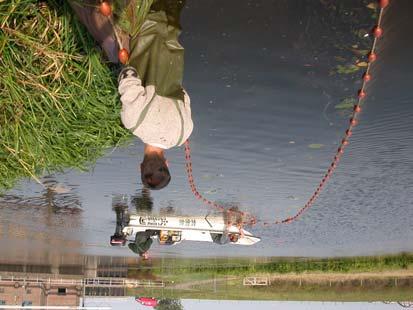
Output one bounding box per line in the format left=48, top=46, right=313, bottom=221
left=117, top=213, right=260, bottom=246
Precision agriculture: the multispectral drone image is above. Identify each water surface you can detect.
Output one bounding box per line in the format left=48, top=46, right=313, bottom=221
left=1, top=0, right=412, bottom=260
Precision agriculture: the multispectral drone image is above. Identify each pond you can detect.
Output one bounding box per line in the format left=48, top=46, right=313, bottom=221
left=0, top=0, right=412, bottom=307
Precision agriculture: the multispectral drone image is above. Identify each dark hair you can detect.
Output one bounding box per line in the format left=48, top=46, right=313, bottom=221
left=141, top=154, right=171, bottom=190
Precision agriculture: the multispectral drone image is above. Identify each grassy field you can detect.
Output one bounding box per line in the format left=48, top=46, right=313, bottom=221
left=126, top=254, right=413, bottom=301
left=131, top=253, right=413, bottom=278
left=130, top=277, right=413, bottom=301
left=0, top=0, right=132, bottom=190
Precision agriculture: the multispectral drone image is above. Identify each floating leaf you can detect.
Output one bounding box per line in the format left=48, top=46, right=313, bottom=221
left=308, top=144, right=324, bottom=149
left=335, top=97, right=356, bottom=110
left=366, top=2, right=377, bottom=10
left=336, top=64, right=360, bottom=74
left=356, top=61, right=368, bottom=67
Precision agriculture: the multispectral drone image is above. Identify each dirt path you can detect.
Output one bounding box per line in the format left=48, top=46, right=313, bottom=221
left=265, top=269, right=413, bottom=283
left=168, top=270, right=413, bottom=290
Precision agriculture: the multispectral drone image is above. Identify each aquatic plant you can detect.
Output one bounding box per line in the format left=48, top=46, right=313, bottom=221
left=0, top=0, right=139, bottom=190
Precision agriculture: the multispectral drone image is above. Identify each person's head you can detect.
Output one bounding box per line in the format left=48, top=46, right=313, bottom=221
left=139, top=252, right=149, bottom=260
left=140, top=152, right=171, bottom=190
left=229, top=234, right=240, bottom=243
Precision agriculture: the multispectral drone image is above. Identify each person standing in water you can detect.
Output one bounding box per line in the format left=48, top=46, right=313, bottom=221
left=69, top=0, right=193, bottom=190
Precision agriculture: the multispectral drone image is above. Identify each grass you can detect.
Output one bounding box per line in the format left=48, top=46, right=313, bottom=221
left=130, top=285, right=413, bottom=302
left=126, top=254, right=413, bottom=301
left=0, top=0, right=150, bottom=191
left=134, top=253, right=413, bottom=279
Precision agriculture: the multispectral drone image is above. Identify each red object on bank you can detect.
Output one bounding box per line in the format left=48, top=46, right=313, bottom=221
left=136, top=297, right=158, bottom=307
left=99, top=2, right=112, bottom=16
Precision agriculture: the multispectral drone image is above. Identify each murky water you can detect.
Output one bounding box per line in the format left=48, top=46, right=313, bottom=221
left=1, top=0, right=412, bottom=261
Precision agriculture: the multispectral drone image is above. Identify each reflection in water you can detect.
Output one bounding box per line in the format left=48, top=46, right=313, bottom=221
left=1, top=1, right=413, bottom=307
left=0, top=0, right=411, bottom=259
left=0, top=256, right=412, bottom=306
left=0, top=175, right=82, bottom=214
left=110, top=203, right=260, bottom=259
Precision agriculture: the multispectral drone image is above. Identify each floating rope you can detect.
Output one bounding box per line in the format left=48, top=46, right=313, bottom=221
left=184, top=140, right=256, bottom=226
left=184, top=0, right=389, bottom=226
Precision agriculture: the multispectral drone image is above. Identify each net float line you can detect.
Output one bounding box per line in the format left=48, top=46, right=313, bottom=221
left=184, top=140, right=257, bottom=226
left=269, top=0, right=388, bottom=225
left=98, top=1, right=130, bottom=64
left=184, top=0, right=389, bottom=227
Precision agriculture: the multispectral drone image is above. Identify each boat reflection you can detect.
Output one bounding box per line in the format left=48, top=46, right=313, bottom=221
left=110, top=199, right=260, bottom=259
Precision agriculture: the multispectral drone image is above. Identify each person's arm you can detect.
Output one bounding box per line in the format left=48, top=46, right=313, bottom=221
left=118, top=67, right=151, bottom=130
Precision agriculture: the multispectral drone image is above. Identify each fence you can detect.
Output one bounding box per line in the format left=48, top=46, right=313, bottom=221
left=243, top=277, right=269, bottom=286
left=0, top=276, right=164, bottom=288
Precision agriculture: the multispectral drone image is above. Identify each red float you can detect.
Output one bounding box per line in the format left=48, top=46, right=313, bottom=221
left=368, top=52, right=377, bottom=62
left=379, top=0, right=389, bottom=9
left=353, top=105, right=362, bottom=113
left=118, top=48, right=129, bottom=64
left=358, top=90, right=366, bottom=99
left=345, top=129, right=353, bottom=137
left=99, top=1, right=112, bottom=17
left=373, top=26, right=383, bottom=38
left=350, top=118, right=358, bottom=126
left=363, top=73, right=371, bottom=82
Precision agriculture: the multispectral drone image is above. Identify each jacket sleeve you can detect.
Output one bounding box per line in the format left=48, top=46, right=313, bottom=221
left=118, top=67, right=148, bottom=130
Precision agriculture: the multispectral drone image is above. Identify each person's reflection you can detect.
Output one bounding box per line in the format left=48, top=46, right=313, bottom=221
left=128, top=230, right=158, bottom=260
left=212, top=207, right=244, bottom=245
left=130, top=187, right=153, bottom=213
left=211, top=231, right=240, bottom=245
left=111, top=198, right=129, bottom=243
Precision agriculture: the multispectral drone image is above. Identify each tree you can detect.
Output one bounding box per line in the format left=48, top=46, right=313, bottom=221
left=155, top=299, right=183, bottom=310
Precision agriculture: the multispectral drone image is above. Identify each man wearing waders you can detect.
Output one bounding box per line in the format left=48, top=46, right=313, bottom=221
left=69, top=0, right=193, bottom=190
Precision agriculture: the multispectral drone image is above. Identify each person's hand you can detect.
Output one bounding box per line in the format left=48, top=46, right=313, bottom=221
left=118, top=66, right=138, bottom=83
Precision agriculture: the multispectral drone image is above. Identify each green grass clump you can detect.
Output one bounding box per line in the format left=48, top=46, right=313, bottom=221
left=0, top=0, right=132, bottom=190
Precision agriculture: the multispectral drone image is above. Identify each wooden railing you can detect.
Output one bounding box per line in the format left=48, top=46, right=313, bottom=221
left=0, top=276, right=164, bottom=288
